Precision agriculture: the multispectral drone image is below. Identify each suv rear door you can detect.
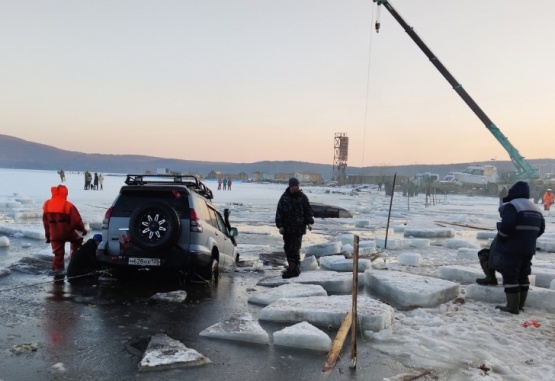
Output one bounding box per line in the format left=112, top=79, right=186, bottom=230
left=105, top=187, right=190, bottom=256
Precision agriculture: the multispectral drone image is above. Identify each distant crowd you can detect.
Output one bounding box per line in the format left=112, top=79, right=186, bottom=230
left=56, top=169, right=104, bottom=190
left=217, top=177, right=233, bottom=190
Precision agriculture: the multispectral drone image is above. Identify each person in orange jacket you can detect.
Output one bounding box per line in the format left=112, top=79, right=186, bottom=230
left=42, top=185, right=88, bottom=273
left=543, top=189, right=555, bottom=211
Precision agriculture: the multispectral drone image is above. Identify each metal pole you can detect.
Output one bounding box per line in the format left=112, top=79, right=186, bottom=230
left=407, top=181, right=410, bottom=212
left=384, top=173, right=397, bottom=249
left=350, top=234, right=359, bottom=368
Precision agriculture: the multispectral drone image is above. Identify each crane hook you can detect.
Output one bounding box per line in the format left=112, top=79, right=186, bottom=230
left=375, top=21, right=381, bottom=33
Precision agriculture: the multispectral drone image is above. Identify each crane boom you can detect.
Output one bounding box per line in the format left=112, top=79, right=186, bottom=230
left=374, top=0, right=538, bottom=180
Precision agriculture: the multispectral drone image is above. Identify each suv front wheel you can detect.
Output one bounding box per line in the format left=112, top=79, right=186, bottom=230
left=129, top=201, right=181, bottom=251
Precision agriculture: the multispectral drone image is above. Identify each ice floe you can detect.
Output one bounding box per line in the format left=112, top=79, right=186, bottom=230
left=257, top=271, right=353, bottom=293
left=303, top=241, right=342, bottom=257
left=318, top=255, right=372, bottom=272
left=248, top=283, right=327, bottom=306
left=149, top=290, right=187, bottom=303
left=365, top=270, right=460, bottom=308
left=259, top=295, right=394, bottom=332
left=138, top=334, right=211, bottom=371
left=403, top=228, right=455, bottom=238
left=199, top=312, right=269, bottom=344
left=465, top=284, right=555, bottom=313
left=273, top=321, right=332, bottom=351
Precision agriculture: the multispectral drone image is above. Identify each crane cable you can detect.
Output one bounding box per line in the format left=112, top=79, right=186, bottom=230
left=375, top=2, right=382, bottom=33
left=361, top=3, right=380, bottom=171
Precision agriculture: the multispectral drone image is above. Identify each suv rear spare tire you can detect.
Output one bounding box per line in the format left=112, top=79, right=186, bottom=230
left=129, top=201, right=181, bottom=251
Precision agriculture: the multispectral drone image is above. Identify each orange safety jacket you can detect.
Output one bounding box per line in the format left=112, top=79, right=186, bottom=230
left=42, top=185, right=86, bottom=241
left=543, top=191, right=555, bottom=207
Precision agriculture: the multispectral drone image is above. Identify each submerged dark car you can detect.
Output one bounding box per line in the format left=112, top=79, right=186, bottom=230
left=311, top=202, right=352, bottom=218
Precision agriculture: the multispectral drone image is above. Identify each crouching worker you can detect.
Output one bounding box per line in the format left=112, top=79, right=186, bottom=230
left=495, top=181, right=545, bottom=314
left=66, top=234, right=102, bottom=284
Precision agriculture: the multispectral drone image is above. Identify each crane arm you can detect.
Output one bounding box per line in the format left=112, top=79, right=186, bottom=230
left=374, top=0, right=538, bottom=180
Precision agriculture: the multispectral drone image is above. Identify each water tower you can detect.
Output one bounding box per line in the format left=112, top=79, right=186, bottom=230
left=332, top=133, right=349, bottom=184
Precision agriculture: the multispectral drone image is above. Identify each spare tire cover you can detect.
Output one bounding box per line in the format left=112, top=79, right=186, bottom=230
left=129, top=201, right=181, bottom=251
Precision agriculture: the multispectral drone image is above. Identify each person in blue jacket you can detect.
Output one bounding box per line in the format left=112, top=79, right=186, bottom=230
left=495, top=181, right=545, bottom=314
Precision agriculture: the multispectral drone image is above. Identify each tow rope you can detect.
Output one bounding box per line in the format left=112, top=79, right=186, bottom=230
left=0, top=270, right=113, bottom=293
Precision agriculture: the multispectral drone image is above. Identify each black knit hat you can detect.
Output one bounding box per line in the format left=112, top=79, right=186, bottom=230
left=288, top=177, right=300, bottom=187
left=503, top=181, right=530, bottom=203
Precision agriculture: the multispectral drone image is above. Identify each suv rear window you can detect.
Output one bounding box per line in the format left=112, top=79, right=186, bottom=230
left=111, top=188, right=190, bottom=218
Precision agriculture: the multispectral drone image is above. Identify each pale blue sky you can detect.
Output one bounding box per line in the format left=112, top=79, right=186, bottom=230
left=1, top=0, right=554, bottom=166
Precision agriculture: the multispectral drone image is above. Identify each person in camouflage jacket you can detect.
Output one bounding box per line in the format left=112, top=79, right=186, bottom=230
left=275, top=177, right=314, bottom=278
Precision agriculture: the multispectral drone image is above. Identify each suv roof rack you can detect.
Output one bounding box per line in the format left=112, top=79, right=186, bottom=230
left=124, top=174, right=214, bottom=200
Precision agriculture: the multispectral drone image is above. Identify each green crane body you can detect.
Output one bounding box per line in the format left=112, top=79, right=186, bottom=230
left=374, top=0, right=539, bottom=181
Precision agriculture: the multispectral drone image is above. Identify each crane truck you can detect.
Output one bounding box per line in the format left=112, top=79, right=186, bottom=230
left=373, top=0, right=552, bottom=196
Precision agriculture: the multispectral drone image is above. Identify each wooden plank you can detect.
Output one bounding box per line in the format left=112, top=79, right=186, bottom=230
left=322, top=312, right=352, bottom=373
left=434, top=220, right=495, bottom=231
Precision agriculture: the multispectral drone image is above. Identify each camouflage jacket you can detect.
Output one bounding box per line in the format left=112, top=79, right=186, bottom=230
left=275, top=188, right=314, bottom=236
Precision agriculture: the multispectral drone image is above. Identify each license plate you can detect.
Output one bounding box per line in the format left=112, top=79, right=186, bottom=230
left=128, top=257, right=161, bottom=266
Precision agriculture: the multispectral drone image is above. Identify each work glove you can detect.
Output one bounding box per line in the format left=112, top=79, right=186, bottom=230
left=82, top=229, right=88, bottom=236
left=278, top=227, right=284, bottom=235
left=45, top=238, right=50, bottom=244
left=307, top=225, right=313, bottom=231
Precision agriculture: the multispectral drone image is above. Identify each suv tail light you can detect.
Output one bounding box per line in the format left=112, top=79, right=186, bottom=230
left=101, top=207, right=112, bottom=230
left=190, top=208, right=203, bottom=232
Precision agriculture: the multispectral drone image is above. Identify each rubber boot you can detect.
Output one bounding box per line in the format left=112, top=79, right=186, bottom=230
left=519, top=289, right=529, bottom=312
left=282, top=260, right=300, bottom=279
left=476, top=261, right=498, bottom=285
left=281, top=259, right=293, bottom=273
left=496, top=292, right=520, bottom=315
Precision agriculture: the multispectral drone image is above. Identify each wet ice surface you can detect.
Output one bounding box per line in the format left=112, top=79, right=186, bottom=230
left=1, top=168, right=555, bottom=380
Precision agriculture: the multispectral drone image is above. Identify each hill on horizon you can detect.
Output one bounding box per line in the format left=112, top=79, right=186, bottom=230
left=1, top=134, right=553, bottom=181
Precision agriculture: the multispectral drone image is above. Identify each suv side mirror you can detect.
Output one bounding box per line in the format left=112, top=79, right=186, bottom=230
left=229, top=227, right=238, bottom=237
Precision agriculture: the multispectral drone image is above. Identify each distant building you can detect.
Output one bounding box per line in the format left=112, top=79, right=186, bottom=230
left=274, top=172, right=323, bottom=184
left=207, top=170, right=223, bottom=179
left=252, top=172, right=275, bottom=182
left=206, top=170, right=248, bottom=181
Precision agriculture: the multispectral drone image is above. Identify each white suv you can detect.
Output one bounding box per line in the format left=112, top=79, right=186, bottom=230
left=96, top=174, right=239, bottom=283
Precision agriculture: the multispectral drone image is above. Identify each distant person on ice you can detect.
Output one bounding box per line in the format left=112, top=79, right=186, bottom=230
left=42, top=185, right=88, bottom=275
left=275, top=177, right=314, bottom=279
left=494, top=181, right=544, bottom=314
left=543, top=189, right=554, bottom=211
left=98, top=173, right=104, bottom=190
